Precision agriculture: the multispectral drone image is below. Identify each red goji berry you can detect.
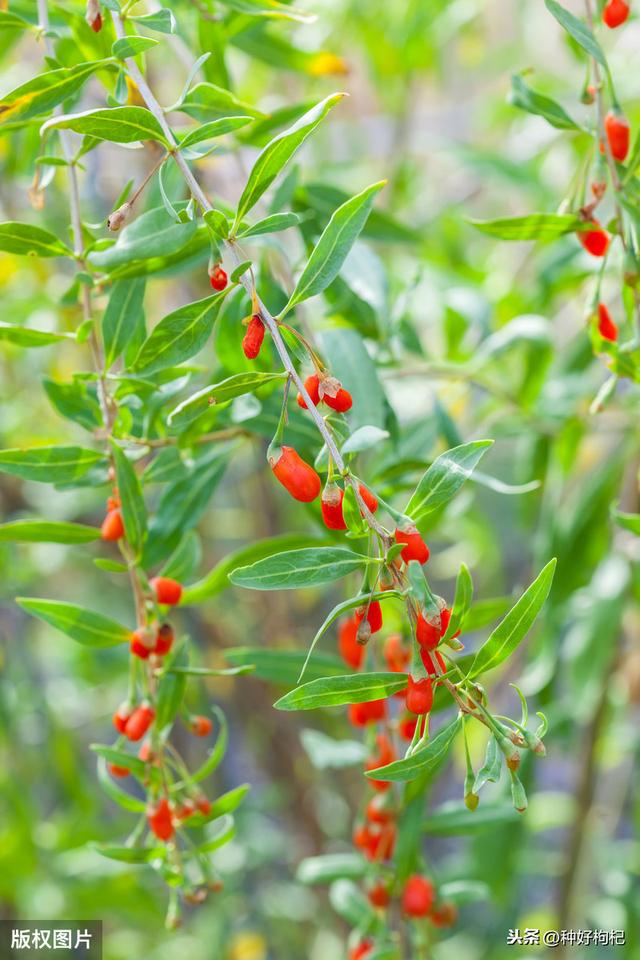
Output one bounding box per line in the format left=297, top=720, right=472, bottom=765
left=101, top=508, right=124, bottom=541
left=398, top=714, right=418, bottom=740
left=150, top=577, right=183, bottom=606
left=421, top=648, right=447, bottom=679
left=597, top=303, right=618, bottom=341
left=356, top=599, right=383, bottom=635
left=147, top=797, right=174, bottom=841
left=130, top=627, right=155, bottom=660
left=348, top=699, right=386, bottom=727
left=578, top=220, right=610, bottom=257
left=321, top=482, right=347, bottom=530
left=405, top=675, right=433, bottom=715
left=431, top=902, right=458, bottom=928
left=154, top=622, right=174, bottom=656
left=395, top=526, right=430, bottom=564
left=349, top=941, right=374, bottom=960
left=189, top=715, right=213, bottom=737
left=368, top=883, right=390, bottom=908
left=125, top=702, right=155, bottom=742
left=603, top=0, right=630, bottom=27
left=242, top=313, right=265, bottom=359
left=366, top=794, right=394, bottom=824
left=108, top=763, right=129, bottom=778
left=415, top=612, right=440, bottom=650
left=604, top=110, right=630, bottom=161
left=323, top=386, right=353, bottom=412
left=338, top=616, right=364, bottom=669
left=402, top=875, right=435, bottom=917
left=195, top=795, right=211, bottom=817
left=209, top=265, right=227, bottom=291
left=358, top=483, right=378, bottom=515
left=296, top=373, right=321, bottom=409
left=112, top=702, right=132, bottom=734
left=383, top=634, right=410, bottom=673
left=270, top=445, right=321, bottom=502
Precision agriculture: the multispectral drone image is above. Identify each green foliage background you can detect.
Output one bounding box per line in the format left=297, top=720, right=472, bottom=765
left=0, top=2, right=638, bottom=959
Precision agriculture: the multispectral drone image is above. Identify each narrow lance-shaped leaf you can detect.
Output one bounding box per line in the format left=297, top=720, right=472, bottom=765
left=443, top=563, right=473, bottom=641
left=0, top=520, right=101, bottom=544
left=0, top=60, right=113, bottom=125
left=112, top=36, right=159, bottom=60
left=179, top=115, right=253, bottom=149
left=229, top=546, right=369, bottom=590
left=0, top=323, right=73, bottom=347
left=468, top=558, right=557, bottom=679
left=133, top=291, right=227, bottom=374
left=0, top=446, right=106, bottom=484
left=110, top=442, right=147, bottom=556
left=216, top=0, right=316, bottom=23
left=544, top=0, right=607, bottom=69
left=365, top=716, right=462, bottom=783
left=233, top=93, right=344, bottom=228
left=236, top=212, right=300, bottom=239
left=469, top=214, right=583, bottom=241
left=16, top=598, right=131, bottom=648
left=274, top=672, right=408, bottom=711
left=168, top=371, right=287, bottom=427
left=405, top=441, right=493, bottom=521
left=283, top=181, right=386, bottom=314
left=41, top=107, right=169, bottom=145
left=102, top=278, right=146, bottom=368
left=0, top=222, right=71, bottom=258
left=509, top=74, right=581, bottom=131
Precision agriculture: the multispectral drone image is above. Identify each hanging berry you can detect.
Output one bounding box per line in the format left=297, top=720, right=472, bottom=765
left=189, top=715, right=213, bottom=737
left=112, top=702, right=132, bottom=734
left=108, top=763, right=130, bottom=778
left=603, top=0, right=630, bottom=28
left=130, top=627, right=156, bottom=659
left=209, top=265, right=228, bottom=291
left=150, top=576, right=183, bottom=606
left=242, top=313, right=265, bottom=359
left=322, top=385, right=353, bottom=412
left=597, top=303, right=619, bottom=341
left=347, top=699, right=387, bottom=726
left=415, top=612, right=441, bottom=650
left=398, top=714, right=419, bottom=740
left=384, top=634, right=410, bottom=672
left=338, top=616, right=364, bottom=669
left=405, top=675, right=433, bottom=715
left=368, top=883, right=391, bottom=908
left=356, top=599, right=383, bottom=635
left=101, top=508, right=124, bottom=541
left=85, top=0, right=102, bottom=31
left=358, top=484, right=378, bottom=515
left=395, top=525, right=430, bottom=564
left=402, top=875, right=435, bottom=917
left=124, top=702, right=155, bottom=741
left=578, top=219, right=610, bottom=257
left=154, top=622, right=174, bottom=656
left=604, top=109, right=630, bottom=162
left=421, top=648, right=447, bottom=680
left=147, top=797, right=174, bottom=841
left=296, top=373, right=321, bottom=409
left=349, top=940, right=374, bottom=960
left=270, top=445, right=321, bottom=502
left=321, top=482, right=347, bottom=530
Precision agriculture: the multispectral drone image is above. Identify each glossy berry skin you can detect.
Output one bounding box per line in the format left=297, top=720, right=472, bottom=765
left=296, top=373, right=321, bottom=409
left=406, top=676, right=434, bottom=715
left=321, top=483, right=347, bottom=530
left=271, top=445, right=321, bottom=502
left=147, top=797, right=174, bottom=841
left=358, top=483, right=378, bottom=514
left=368, top=883, right=390, bottom=908
left=431, top=902, right=458, bottom=928
left=416, top=612, right=440, bottom=650
left=603, top=0, right=630, bottom=27
left=439, top=606, right=460, bottom=639
left=605, top=111, right=630, bottom=161
left=108, top=763, right=129, bottom=778
left=348, top=698, right=386, bottom=727
left=598, top=303, right=618, bottom=342
left=190, top=715, right=213, bottom=737
left=101, top=508, right=124, bottom=541
left=130, top=628, right=155, bottom=659
left=209, top=265, right=227, bottom=291
left=154, top=622, right=174, bottom=656
left=242, top=313, right=265, bottom=359
left=356, top=599, right=383, bottom=634
left=338, top=616, right=364, bottom=669
left=125, top=703, right=155, bottom=742
left=113, top=703, right=132, bottom=734
left=402, top=875, right=435, bottom=918
left=150, top=577, right=182, bottom=606
left=89, top=12, right=103, bottom=32
left=578, top=220, right=610, bottom=257
left=395, top=527, right=430, bottom=564
left=349, top=941, right=374, bottom=960
left=421, top=648, right=447, bottom=680
left=323, top=386, right=353, bottom=412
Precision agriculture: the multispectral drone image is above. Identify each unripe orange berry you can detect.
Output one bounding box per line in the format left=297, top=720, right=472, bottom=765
left=101, top=508, right=124, bottom=541
left=189, top=715, right=213, bottom=737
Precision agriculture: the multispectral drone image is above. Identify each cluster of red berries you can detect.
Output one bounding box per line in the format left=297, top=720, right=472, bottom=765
left=603, top=0, right=630, bottom=28
left=297, top=372, right=353, bottom=413
left=145, top=793, right=213, bottom=842
left=348, top=876, right=457, bottom=958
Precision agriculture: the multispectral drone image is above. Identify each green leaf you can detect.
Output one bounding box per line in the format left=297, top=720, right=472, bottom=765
left=444, top=563, right=473, bottom=640
left=168, top=371, right=286, bottom=427
left=0, top=222, right=71, bottom=257
left=225, top=647, right=347, bottom=685
left=205, top=784, right=250, bottom=820
left=473, top=736, right=502, bottom=793
left=297, top=853, right=366, bottom=885
left=233, top=93, right=344, bottom=228
left=236, top=212, right=300, bottom=239
left=318, top=327, right=387, bottom=429
left=178, top=82, right=263, bottom=123
left=229, top=546, right=368, bottom=590
left=43, top=378, right=102, bottom=431
left=612, top=508, right=640, bottom=535
left=329, top=879, right=376, bottom=929
left=155, top=642, right=188, bottom=730
left=0, top=60, right=113, bottom=126
left=300, top=729, right=367, bottom=769
left=112, top=36, right=159, bottom=60
left=216, top=0, right=315, bottom=22
left=90, top=744, right=148, bottom=779
left=469, top=214, right=583, bottom=240
left=423, top=801, right=518, bottom=835
left=133, top=292, right=226, bottom=374
left=0, top=324, right=72, bottom=349
left=16, top=598, right=131, bottom=647
left=365, top=717, right=462, bottom=783
left=102, top=278, right=146, bottom=368
left=544, top=0, right=607, bottom=68
left=0, top=520, right=100, bottom=544
left=0, top=446, right=106, bottom=484
left=88, top=206, right=198, bottom=270
left=509, top=74, right=581, bottom=131
left=468, top=559, right=557, bottom=679
left=41, top=107, right=168, bottom=145
left=342, top=425, right=389, bottom=455
left=274, top=672, right=407, bottom=711
left=130, top=8, right=177, bottom=33
left=110, top=442, right=147, bottom=556
left=405, top=441, right=493, bottom=521
left=96, top=757, right=146, bottom=813
left=283, top=181, right=385, bottom=313
left=92, top=843, right=162, bottom=864
left=179, top=115, right=253, bottom=149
